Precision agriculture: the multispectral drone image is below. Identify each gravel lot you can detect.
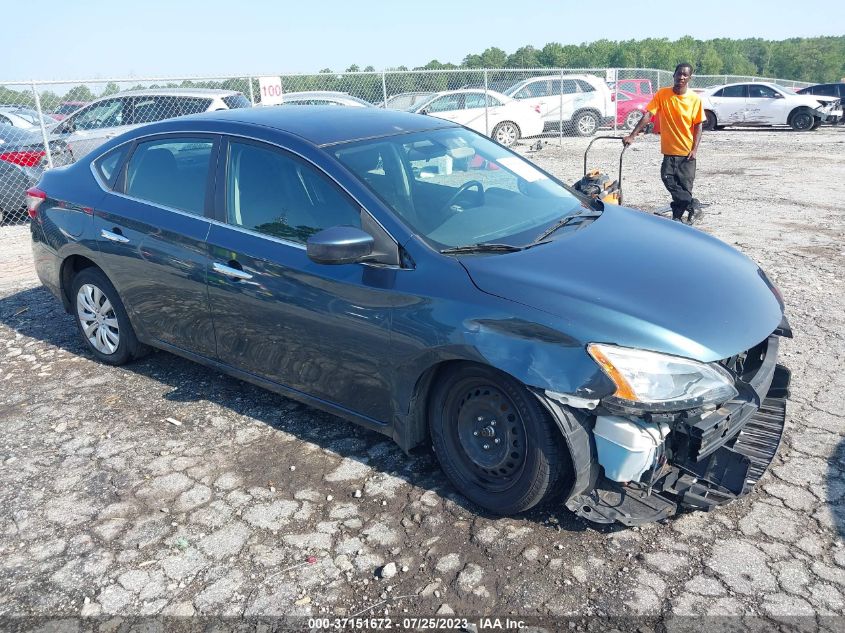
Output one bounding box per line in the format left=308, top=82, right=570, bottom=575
left=0, top=126, right=844, bottom=627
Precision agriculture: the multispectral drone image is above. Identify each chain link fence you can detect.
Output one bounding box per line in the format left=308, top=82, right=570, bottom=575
left=0, top=69, right=814, bottom=224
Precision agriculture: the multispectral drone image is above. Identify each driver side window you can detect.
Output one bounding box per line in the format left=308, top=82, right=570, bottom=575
left=426, top=95, right=461, bottom=112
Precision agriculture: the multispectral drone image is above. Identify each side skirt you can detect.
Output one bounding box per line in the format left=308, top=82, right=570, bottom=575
left=149, top=338, right=392, bottom=437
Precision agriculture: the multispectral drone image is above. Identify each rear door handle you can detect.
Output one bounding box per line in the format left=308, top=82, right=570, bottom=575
left=212, top=262, right=253, bottom=281
left=101, top=229, right=129, bottom=244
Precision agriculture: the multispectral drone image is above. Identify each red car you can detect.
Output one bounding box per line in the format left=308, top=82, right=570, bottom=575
left=616, top=90, right=651, bottom=129
left=51, top=101, right=89, bottom=121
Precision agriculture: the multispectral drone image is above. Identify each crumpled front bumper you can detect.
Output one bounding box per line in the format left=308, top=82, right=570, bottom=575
left=538, top=331, right=791, bottom=526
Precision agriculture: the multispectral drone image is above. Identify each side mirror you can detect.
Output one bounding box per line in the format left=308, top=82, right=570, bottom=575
left=420, top=108, right=430, bottom=115
left=306, top=226, right=375, bottom=265
left=775, top=93, right=784, bottom=99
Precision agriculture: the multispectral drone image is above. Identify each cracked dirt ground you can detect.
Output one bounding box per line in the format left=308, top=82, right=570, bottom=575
left=0, top=126, right=843, bottom=626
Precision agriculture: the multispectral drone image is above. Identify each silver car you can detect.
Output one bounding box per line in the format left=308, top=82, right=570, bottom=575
left=278, top=91, right=374, bottom=107
left=49, top=88, right=251, bottom=159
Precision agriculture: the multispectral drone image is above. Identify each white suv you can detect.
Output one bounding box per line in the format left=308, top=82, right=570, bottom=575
left=503, top=74, right=614, bottom=136
left=49, top=88, right=251, bottom=159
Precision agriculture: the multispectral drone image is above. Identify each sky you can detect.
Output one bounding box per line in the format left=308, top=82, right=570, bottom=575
left=3, top=0, right=844, bottom=81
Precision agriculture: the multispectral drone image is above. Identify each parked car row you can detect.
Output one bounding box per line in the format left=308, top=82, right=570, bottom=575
left=0, top=124, right=73, bottom=222
left=2, top=76, right=841, bottom=223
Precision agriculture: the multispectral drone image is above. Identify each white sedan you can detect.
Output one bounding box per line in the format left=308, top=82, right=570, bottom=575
left=701, top=82, right=841, bottom=131
left=409, top=89, right=544, bottom=147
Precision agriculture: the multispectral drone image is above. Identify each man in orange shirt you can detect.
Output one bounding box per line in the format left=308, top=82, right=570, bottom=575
left=623, top=63, right=704, bottom=224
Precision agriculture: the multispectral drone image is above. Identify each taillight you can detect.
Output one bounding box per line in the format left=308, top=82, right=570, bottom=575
left=25, top=188, right=46, bottom=219
left=0, top=150, right=46, bottom=168
left=611, top=93, right=616, bottom=102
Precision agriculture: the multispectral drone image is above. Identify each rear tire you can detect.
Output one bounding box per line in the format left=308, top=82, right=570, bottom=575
left=429, top=363, right=571, bottom=515
left=624, top=110, right=644, bottom=130
left=573, top=111, right=599, bottom=137
left=71, top=267, right=146, bottom=366
left=491, top=121, right=520, bottom=147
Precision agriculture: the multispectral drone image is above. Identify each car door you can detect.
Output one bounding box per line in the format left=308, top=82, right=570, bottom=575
left=460, top=92, right=495, bottom=135
left=57, top=97, right=131, bottom=159
left=204, top=137, right=396, bottom=423
left=512, top=80, right=554, bottom=122
left=709, top=84, right=747, bottom=125
left=421, top=94, right=464, bottom=124
left=745, top=84, right=788, bottom=124
left=94, top=134, right=218, bottom=357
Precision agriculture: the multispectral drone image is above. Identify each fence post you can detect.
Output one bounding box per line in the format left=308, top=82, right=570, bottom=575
left=483, top=69, right=489, bottom=136
left=247, top=77, right=255, bottom=105
left=31, top=81, right=53, bottom=169
left=559, top=69, right=564, bottom=146
left=613, top=68, right=618, bottom=133
left=381, top=71, right=388, bottom=108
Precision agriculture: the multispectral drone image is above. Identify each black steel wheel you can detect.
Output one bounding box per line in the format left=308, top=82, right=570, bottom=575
left=429, top=363, right=571, bottom=515
left=790, top=111, right=814, bottom=131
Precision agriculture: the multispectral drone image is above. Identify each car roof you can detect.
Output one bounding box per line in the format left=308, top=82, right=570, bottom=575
left=513, top=74, right=600, bottom=84
left=103, top=88, right=243, bottom=99
left=144, top=105, right=456, bottom=147
left=283, top=91, right=357, bottom=98
left=428, top=88, right=510, bottom=99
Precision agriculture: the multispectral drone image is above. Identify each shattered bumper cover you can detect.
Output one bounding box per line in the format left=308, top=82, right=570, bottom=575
left=561, top=333, right=791, bottom=526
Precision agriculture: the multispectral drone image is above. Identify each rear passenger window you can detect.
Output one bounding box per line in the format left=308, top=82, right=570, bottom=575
left=722, top=85, right=747, bottom=98
left=124, top=138, right=214, bottom=215
left=226, top=141, right=360, bottom=244
left=94, top=144, right=129, bottom=188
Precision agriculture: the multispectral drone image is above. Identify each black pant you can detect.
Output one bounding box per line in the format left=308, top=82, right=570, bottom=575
left=660, top=155, right=696, bottom=219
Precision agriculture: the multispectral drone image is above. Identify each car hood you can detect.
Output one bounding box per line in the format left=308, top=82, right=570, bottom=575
left=458, top=205, right=784, bottom=362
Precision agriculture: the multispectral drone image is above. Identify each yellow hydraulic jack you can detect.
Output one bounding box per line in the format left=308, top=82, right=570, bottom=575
left=572, top=136, right=628, bottom=206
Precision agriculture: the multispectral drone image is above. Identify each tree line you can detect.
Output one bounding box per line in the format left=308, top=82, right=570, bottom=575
left=423, top=36, right=845, bottom=84
left=1, top=35, right=841, bottom=112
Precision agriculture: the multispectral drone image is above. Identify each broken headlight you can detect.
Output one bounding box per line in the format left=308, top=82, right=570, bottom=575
left=587, top=343, right=738, bottom=412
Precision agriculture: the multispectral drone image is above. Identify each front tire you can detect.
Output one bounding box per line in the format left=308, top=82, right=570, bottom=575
left=703, top=110, right=717, bottom=131
left=810, top=118, right=822, bottom=130
left=790, top=111, right=814, bottom=131
left=71, top=267, right=145, bottom=366
left=491, top=121, right=520, bottom=147
left=429, top=363, right=571, bottom=515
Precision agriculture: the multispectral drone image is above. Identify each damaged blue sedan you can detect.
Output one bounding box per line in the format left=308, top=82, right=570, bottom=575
left=29, top=106, right=791, bottom=525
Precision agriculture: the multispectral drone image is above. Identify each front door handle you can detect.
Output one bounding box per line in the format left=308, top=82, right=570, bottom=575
left=101, top=228, right=129, bottom=244
left=212, top=262, right=253, bottom=281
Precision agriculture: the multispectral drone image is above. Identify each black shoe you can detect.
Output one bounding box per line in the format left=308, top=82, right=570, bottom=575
left=687, top=208, right=704, bottom=225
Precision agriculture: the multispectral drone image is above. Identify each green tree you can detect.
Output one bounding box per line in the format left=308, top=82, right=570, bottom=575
left=101, top=82, right=120, bottom=96
left=64, top=85, right=95, bottom=102
left=506, top=45, right=540, bottom=68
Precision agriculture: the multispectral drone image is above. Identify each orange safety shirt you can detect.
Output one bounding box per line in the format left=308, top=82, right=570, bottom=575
left=646, top=87, right=704, bottom=156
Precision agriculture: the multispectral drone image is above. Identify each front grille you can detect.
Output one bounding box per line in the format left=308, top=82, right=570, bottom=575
left=674, top=336, right=779, bottom=463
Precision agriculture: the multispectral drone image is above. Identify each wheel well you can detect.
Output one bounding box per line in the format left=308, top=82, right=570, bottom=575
left=705, top=109, right=716, bottom=121
left=788, top=106, right=816, bottom=124
left=573, top=108, right=601, bottom=120
left=59, top=255, right=100, bottom=311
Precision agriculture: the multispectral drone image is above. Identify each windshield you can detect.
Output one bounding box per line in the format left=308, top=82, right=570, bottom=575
left=774, top=85, right=797, bottom=95
left=334, top=128, right=585, bottom=250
